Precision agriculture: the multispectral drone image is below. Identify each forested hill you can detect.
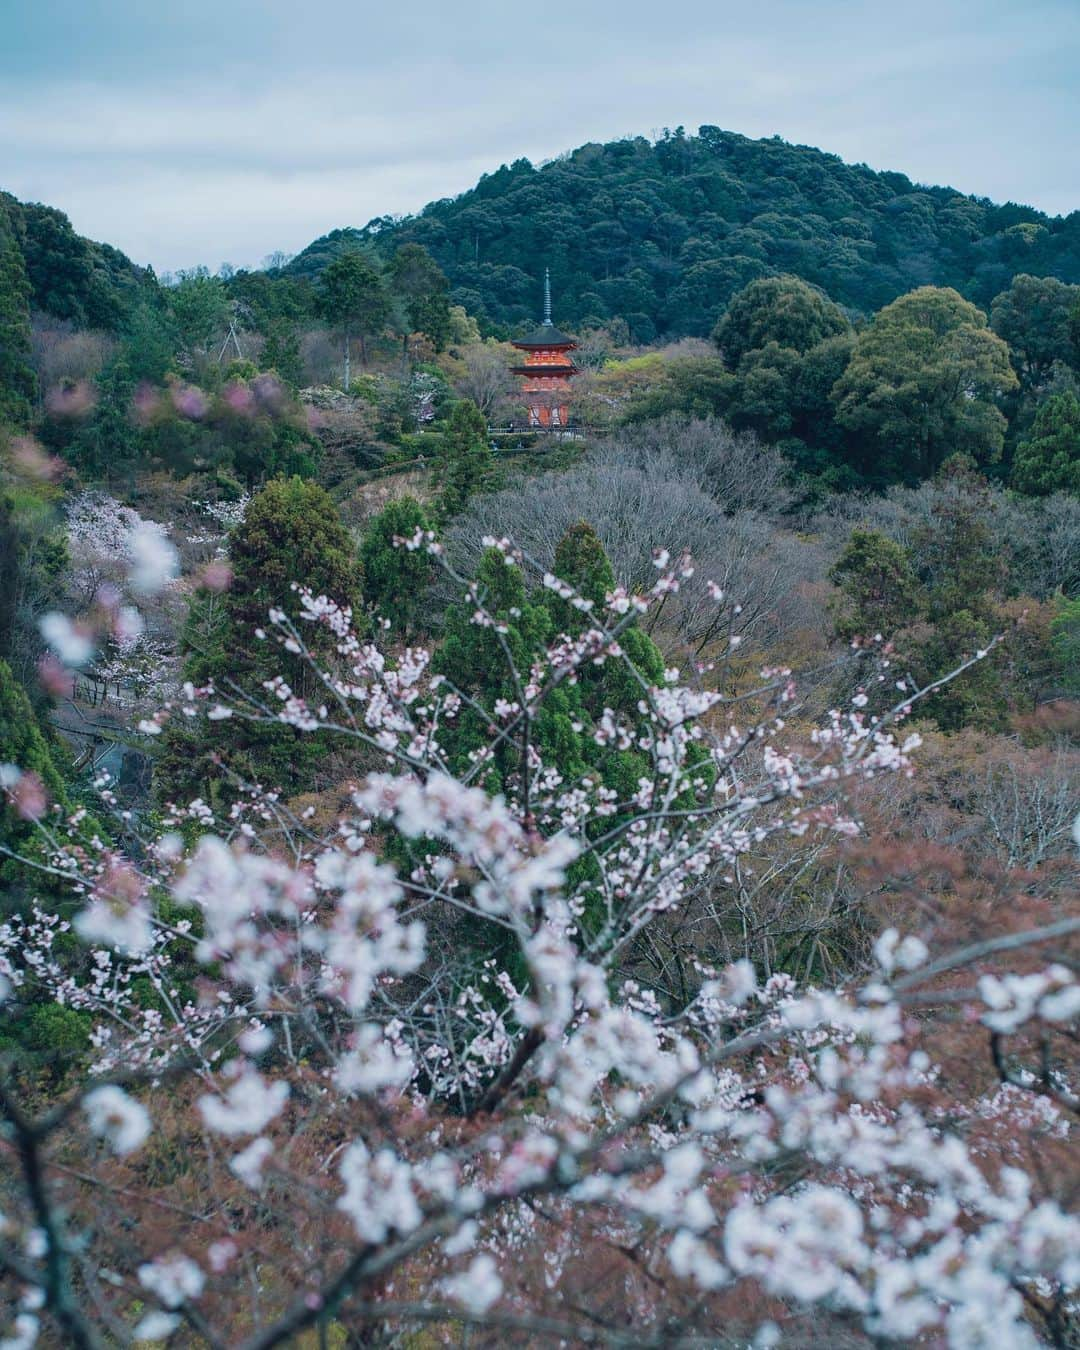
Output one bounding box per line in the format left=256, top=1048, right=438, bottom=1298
left=0, top=191, right=155, bottom=333
left=288, top=126, right=1080, bottom=341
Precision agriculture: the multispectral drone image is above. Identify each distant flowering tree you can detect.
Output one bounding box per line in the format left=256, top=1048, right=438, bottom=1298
left=0, top=531, right=1078, bottom=1349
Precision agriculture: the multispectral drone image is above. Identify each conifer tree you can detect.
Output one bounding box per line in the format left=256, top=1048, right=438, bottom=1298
left=828, top=529, right=923, bottom=643
left=318, top=250, right=391, bottom=385
left=0, top=204, right=37, bottom=429
left=359, top=496, right=437, bottom=637
left=69, top=358, right=141, bottom=482
left=158, top=478, right=363, bottom=805
left=259, top=321, right=306, bottom=391
left=433, top=400, right=492, bottom=520
left=549, top=520, right=665, bottom=725
left=1011, top=391, right=1080, bottom=496
left=388, top=243, right=452, bottom=352
left=0, top=658, right=78, bottom=909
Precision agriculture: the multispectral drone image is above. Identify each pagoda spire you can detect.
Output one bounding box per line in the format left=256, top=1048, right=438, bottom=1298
left=543, top=267, right=552, bottom=326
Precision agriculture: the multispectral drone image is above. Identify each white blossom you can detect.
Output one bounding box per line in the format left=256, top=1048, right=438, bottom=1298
left=83, top=1085, right=151, bottom=1156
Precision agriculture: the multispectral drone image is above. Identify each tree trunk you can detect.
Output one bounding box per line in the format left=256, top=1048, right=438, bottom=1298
left=343, top=329, right=351, bottom=392
left=359, top=332, right=368, bottom=367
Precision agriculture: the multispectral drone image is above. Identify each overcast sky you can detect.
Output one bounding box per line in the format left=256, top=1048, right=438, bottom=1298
left=2, top=0, right=1077, bottom=274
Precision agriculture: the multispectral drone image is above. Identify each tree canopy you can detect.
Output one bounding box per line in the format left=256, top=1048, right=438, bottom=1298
left=830, top=287, right=1018, bottom=481
left=1011, top=390, right=1080, bottom=495
left=713, top=274, right=851, bottom=366
left=285, top=127, right=1080, bottom=340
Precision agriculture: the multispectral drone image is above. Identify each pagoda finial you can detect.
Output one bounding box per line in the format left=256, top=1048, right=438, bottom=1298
left=543, top=267, right=552, bottom=325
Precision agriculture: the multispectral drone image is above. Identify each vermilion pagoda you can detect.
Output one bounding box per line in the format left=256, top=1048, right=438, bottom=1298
left=510, top=269, right=579, bottom=428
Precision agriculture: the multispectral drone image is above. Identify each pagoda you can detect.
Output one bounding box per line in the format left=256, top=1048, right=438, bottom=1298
left=510, top=269, right=579, bottom=428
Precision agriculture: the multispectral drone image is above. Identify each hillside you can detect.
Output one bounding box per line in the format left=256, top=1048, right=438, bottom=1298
left=288, top=126, right=1080, bottom=341
left=0, top=191, right=156, bottom=333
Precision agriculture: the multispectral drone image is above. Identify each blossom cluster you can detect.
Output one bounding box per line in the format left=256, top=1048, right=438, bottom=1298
left=0, top=544, right=1076, bottom=1348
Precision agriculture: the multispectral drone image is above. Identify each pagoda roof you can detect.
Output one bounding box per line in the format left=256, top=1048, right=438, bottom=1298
left=511, top=322, right=577, bottom=349
left=510, top=363, right=578, bottom=377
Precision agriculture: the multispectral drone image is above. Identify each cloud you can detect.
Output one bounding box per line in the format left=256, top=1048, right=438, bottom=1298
left=1, top=1, right=1076, bottom=270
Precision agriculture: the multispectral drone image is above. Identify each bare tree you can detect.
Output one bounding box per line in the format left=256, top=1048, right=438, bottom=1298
left=454, top=342, right=516, bottom=420
left=447, top=446, right=824, bottom=651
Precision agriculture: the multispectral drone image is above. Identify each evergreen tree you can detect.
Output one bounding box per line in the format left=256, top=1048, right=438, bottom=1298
left=389, top=243, right=452, bottom=351
left=433, top=547, right=563, bottom=794
left=259, top=321, right=306, bottom=390
left=433, top=401, right=492, bottom=520
left=829, top=468, right=1011, bottom=731
left=990, top=273, right=1079, bottom=394
left=1011, top=391, right=1080, bottom=495
left=158, top=478, right=363, bottom=805
left=828, top=529, right=922, bottom=643
left=168, top=267, right=229, bottom=360
left=0, top=204, right=37, bottom=429
left=1050, top=596, right=1080, bottom=697
left=359, top=496, right=437, bottom=637
left=318, top=250, right=392, bottom=386
left=68, top=358, right=141, bottom=482
left=121, top=300, right=178, bottom=384
left=713, top=274, right=851, bottom=368
left=0, top=658, right=74, bottom=908
left=0, top=474, right=68, bottom=688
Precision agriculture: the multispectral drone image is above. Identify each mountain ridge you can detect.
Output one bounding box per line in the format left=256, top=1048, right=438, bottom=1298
left=286, top=126, right=1080, bottom=340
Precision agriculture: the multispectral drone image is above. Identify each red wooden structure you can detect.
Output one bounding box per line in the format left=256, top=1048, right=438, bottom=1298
left=510, top=269, right=579, bottom=428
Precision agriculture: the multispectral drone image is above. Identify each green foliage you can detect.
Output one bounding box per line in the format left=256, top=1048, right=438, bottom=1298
left=625, top=356, right=735, bottom=423
left=433, top=401, right=492, bottom=519
left=259, top=321, right=306, bottom=390
left=913, top=459, right=1007, bottom=619
left=359, top=496, right=437, bottom=636
left=0, top=658, right=73, bottom=900
left=0, top=659, right=69, bottom=807
left=131, top=375, right=319, bottom=486
left=0, top=203, right=37, bottom=428
left=990, top=273, right=1079, bottom=393
left=1050, top=596, right=1080, bottom=696
left=121, top=300, right=178, bottom=384
left=226, top=268, right=315, bottom=331
left=0, top=473, right=68, bottom=685
left=713, top=274, right=851, bottom=367
left=389, top=244, right=452, bottom=351
left=0, top=192, right=154, bottom=333
left=829, top=467, right=1025, bottom=731
left=1011, top=391, right=1080, bottom=495
left=433, top=548, right=555, bottom=792
left=831, top=287, right=1018, bottom=482
left=21, top=1003, right=92, bottom=1056
left=828, top=529, right=923, bottom=643
left=287, top=127, right=1080, bottom=340
left=168, top=268, right=230, bottom=357
left=207, top=476, right=363, bottom=677
left=67, top=357, right=141, bottom=482
left=435, top=526, right=664, bottom=803
left=159, top=478, right=363, bottom=805
left=318, top=250, right=392, bottom=379
left=552, top=521, right=616, bottom=618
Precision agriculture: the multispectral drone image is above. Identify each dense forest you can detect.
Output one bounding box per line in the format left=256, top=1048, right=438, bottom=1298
left=1, top=126, right=1079, bottom=1348
left=291, top=127, right=1080, bottom=339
